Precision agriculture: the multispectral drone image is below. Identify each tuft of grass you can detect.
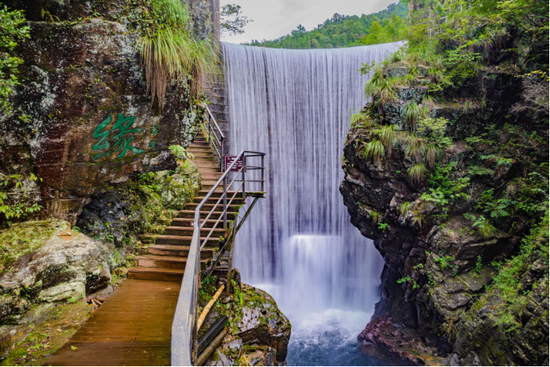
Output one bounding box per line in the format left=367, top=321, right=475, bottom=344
left=424, top=143, right=443, bottom=168
left=478, top=223, right=497, bottom=239
left=407, top=163, right=428, bottom=184
left=369, top=210, right=380, bottom=223
left=136, top=0, right=218, bottom=109
left=373, top=124, right=398, bottom=155
left=399, top=201, right=412, bottom=216
left=402, top=101, right=427, bottom=131
left=403, top=133, right=425, bottom=162
left=463, top=100, right=474, bottom=113
left=349, top=112, right=376, bottom=129
left=363, top=139, right=386, bottom=163
left=412, top=210, right=424, bottom=228
left=365, top=73, right=398, bottom=105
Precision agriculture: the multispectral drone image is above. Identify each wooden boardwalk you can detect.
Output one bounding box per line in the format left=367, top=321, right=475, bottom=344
left=46, top=134, right=235, bottom=365
left=46, top=280, right=179, bottom=366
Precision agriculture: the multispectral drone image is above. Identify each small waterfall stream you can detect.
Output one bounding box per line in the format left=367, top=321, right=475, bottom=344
left=222, top=42, right=399, bottom=365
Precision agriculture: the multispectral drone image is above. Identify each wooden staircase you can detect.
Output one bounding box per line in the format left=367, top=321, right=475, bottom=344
left=128, top=134, right=243, bottom=282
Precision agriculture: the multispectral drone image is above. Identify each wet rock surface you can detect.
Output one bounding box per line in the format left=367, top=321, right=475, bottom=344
left=200, top=280, right=291, bottom=366
left=358, top=314, right=443, bottom=366
left=76, top=161, right=201, bottom=246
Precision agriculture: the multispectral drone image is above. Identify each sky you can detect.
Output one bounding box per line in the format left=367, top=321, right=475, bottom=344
left=220, top=0, right=400, bottom=44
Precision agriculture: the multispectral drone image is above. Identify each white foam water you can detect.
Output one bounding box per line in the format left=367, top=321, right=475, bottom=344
left=222, top=42, right=400, bottom=365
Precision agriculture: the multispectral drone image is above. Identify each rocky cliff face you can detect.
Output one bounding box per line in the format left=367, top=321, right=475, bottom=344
left=340, top=61, right=548, bottom=365
left=0, top=0, right=214, bottom=225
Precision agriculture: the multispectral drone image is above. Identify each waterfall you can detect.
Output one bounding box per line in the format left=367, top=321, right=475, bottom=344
left=222, top=42, right=400, bottom=365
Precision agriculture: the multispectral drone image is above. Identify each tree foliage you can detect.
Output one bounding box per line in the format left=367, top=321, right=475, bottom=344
left=245, top=2, right=408, bottom=49
left=0, top=5, right=29, bottom=114
left=221, top=4, right=253, bottom=36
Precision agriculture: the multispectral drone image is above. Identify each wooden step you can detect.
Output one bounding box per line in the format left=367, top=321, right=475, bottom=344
left=137, top=255, right=209, bottom=269
left=187, top=148, right=214, bottom=154
left=184, top=203, right=241, bottom=212
left=194, top=164, right=221, bottom=171
left=200, top=172, right=223, bottom=178
left=147, top=244, right=214, bottom=257
left=190, top=152, right=217, bottom=158
left=154, top=235, right=221, bottom=246
left=138, top=255, right=187, bottom=269
left=198, top=173, right=223, bottom=179
left=171, top=218, right=227, bottom=229
left=188, top=141, right=210, bottom=147
left=187, top=146, right=212, bottom=151
left=197, top=189, right=237, bottom=197
left=178, top=210, right=238, bottom=220
left=127, top=267, right=185, bottom=282
left=192, top=195, right=244, bottom=204
left=202, top=180, right=222, bottom=189
left=164, top=226, right=226, bottom=236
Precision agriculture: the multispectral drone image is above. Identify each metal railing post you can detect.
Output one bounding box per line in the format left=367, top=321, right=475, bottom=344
left=223, top=176, right=227, bottom=229
left=208, top=116, right=212, bottom=144
left=172, top=150, right=264, bottom=367
left=241, top=158, right=245, bottom=199
left=261, top=154, right=265, bottom=193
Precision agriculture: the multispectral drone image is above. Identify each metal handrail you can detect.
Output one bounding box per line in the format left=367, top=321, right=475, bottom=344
left=171, top=150, right=265, bottom=366
left=203, top=105, right=225, bottom=164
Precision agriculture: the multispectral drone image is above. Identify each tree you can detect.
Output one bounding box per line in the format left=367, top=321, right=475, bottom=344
left=221, top=4, right=253, bottom=36
left=245, top=1, right=408, bottom=49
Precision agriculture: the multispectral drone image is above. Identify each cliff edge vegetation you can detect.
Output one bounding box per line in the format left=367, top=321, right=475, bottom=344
left=341, top=0, right=548, bottom=365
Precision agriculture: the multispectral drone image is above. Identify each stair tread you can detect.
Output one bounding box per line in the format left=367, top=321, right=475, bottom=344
left=154, top=235, right=221, bottom=240
left=139, top=255, right=188, bottom=262
left=128, top=267, right=184, bottom=274
left=148, top=244, right=213, bottom=251
left=199, top=190, right=236, bottom=197
left=165, top=225, right=225, bottom=231
left=139, top=255, right=210, bottom=263
left=179, top=210, right=226, bottom=213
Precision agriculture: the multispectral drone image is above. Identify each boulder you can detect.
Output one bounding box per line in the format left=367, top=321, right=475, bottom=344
left=0, top=220, right=122, bottom=326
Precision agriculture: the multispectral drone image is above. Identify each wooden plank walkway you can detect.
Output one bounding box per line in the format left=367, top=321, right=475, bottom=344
left=46, top=279, right=180, bottom=366
left=46, top=134, right=233, bottom=366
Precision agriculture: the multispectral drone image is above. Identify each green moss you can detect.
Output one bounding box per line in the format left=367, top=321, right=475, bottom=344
left=2, top=301, right=92, bottom=366
left=0, top=219, right=66, bottom=273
